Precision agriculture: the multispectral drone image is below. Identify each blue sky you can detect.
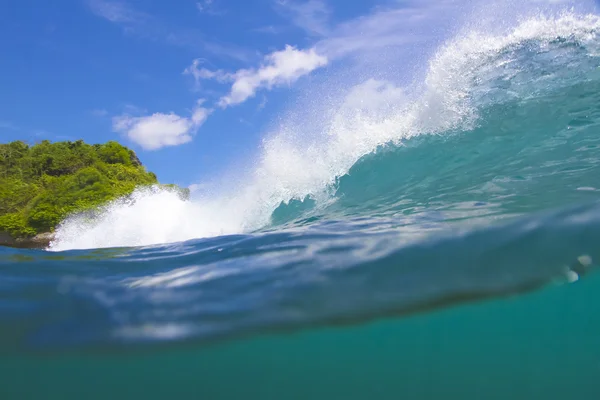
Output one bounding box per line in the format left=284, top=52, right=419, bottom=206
left=0, top=0, right=592, bottom=189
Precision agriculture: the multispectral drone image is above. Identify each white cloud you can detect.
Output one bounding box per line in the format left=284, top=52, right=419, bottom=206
left=183, top=59, right=234, bottom=88
left=191, top=103, right=211, bottom=125
left=257, top=96, right=268, bottom=110
left=314, top=0, right=592, bottom=61
left=184, top=0, right=457, bottom=106
left=275, top=0, right=331, bottom=36
left=196, top=0, right=225, bottom=14
left=196, top=0, right=214, bottom=12
left=315, top=6, right=437, bottom=59
left=217, top=45, right=328, bottom=107
left=113, top=101, right=211, bottom=150
left=185, top=45, right=327, bottom=107
left=87, top=0, right=148, bottom=25
left=196, top=0, right=227, bottom=15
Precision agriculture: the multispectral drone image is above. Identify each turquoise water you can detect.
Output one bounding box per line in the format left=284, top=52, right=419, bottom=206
left=3, top=5, right=600, bottom=399
left=3, top=273, right=600, bottom=399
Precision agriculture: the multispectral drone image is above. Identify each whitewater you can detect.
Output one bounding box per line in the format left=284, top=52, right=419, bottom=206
left=4, top=1, right=600, bottom=398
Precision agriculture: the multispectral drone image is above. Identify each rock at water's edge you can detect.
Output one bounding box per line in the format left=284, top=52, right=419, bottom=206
left=0, top=232, right=55, bottom=249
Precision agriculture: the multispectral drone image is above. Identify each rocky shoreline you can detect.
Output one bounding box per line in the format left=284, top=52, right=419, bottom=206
left=0, top=232, right=54, bottom=249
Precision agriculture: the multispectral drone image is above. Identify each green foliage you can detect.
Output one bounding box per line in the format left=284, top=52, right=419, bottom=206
left=0, top=213, right=36, bottom=238
left=96, top=141, right=134, bottom=166
left=0, top=140, right=161, bottom=238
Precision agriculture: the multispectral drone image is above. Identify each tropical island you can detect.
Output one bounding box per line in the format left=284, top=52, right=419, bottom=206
left=0, top=140, right=187, bottom=248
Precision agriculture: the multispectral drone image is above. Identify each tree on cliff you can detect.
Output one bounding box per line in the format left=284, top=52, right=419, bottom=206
left=0, top=140, right=187, bottom=239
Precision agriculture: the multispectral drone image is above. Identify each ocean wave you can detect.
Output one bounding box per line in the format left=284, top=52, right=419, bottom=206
left=3, top=200, right=600, bottom=352
left=4, top=7, right=600, bottom=355
left=50, top=12, right=600, bottom=251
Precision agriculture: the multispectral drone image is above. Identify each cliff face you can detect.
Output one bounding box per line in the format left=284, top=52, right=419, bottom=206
left=0, top=140, right=170, bottom=247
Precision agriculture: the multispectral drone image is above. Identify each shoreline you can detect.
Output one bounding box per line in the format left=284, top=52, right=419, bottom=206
left=0, top=232, right=54, bottom=250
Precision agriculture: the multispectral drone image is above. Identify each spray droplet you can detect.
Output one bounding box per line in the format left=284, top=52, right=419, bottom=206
left=578, top=255, right=592, bottom=267
left=565, top=270, right=580, bottom=283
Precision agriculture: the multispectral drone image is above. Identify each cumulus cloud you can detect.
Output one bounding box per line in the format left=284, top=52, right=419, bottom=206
left=184, top=45, right=327, bottom=107
left=217, top=45, right=328, bottom=107
left=113, top=101, right=211, bottom=150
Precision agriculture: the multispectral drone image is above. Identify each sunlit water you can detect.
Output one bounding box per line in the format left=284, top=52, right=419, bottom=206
left=3, top=3, right=600, bottom=399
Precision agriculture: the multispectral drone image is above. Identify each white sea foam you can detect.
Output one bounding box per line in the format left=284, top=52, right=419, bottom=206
left=50, top=8, right=600, bottom=251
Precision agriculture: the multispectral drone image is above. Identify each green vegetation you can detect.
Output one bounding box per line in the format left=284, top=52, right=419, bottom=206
left=0, top=140, right=187, bottom=239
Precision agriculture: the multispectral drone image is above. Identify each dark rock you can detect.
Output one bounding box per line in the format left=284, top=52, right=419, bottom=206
left=129, top=150, right=142, bottom=167
left=0, top=231, right=54, bottom=249
left=0, top=231, right=14, bottom=247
